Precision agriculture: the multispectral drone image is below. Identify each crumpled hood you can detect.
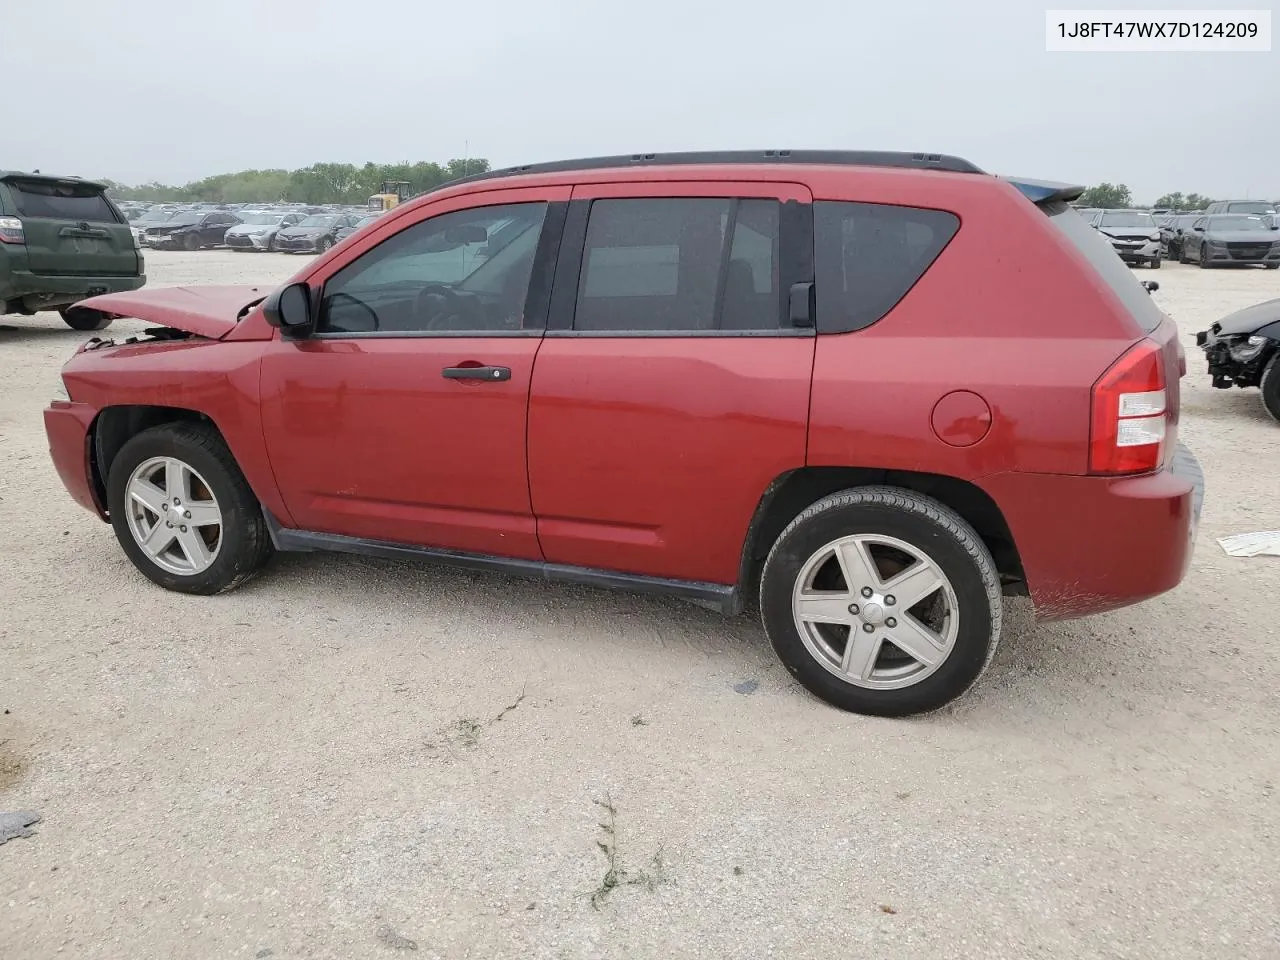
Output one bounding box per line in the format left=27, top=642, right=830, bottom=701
left=226, top=224, right=272, bottom=235
left=1214, top=297, right=1280, bottom=337
left=74, top=284, right=270, bottom=339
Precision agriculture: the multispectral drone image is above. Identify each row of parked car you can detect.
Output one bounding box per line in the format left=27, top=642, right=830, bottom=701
left=123, top=203, right=381, bottom=254
left=1075, top=200, right=1280, bottom=269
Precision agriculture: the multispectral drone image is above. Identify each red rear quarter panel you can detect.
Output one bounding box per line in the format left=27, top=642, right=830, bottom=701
left=802, top=170, right=1186, bottom=619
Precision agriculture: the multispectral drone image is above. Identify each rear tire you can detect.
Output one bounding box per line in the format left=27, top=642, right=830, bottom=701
left=1261, top=354, right=1280, bottom=424
left=59, top=307, right=112, bottom=331
left=759, top=486, right=1002, bottom=717
left=266, top=235, right=275, bottom=252
left=107, top=422, right=273, bottom=594
left=1179, top=246, right=1190, bottom=264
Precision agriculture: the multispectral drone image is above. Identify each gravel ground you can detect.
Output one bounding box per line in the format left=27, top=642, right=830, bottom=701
left=2, top=250, right=1278, bottom=959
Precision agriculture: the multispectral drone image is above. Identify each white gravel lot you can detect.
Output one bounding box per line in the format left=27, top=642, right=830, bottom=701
left=1, top=250, right=1278, bottom=959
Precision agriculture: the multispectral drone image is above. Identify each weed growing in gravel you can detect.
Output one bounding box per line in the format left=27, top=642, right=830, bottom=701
left=431, top=686, right=528, bottom=755
left=590, top=794, right=668, bottom=909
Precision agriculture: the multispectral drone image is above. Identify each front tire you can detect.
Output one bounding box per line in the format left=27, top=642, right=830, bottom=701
left=759, top=487, right=1002, bottom=717
left=184, top=233, right=200, bottom=251
left=316, top=237, right=331, bottom=254
left=58, top=307, right=112, bottom=331
left=1261, top=354, right=1280, bottom=424
left=1150, top=256, right=1161, bottom=269
left=107, top=422, right=273, bottom=594
left=1198, top=247, right=1212, bottom=268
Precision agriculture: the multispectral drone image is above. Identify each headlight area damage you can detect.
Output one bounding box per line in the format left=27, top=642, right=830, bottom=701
left=1196, top=296, right=1280, bottom=421
left=68, top=284, right=273, bottom=350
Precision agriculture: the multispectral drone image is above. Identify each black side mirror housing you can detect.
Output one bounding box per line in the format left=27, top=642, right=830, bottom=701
left=263, top=282, right=315, bottom=339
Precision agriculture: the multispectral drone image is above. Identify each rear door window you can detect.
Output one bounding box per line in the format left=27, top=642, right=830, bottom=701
left=573, top=197, right=783, bottom=333
left=1044, top=202, right=1162, bottom=333
left=7, top=179, right=121, bottom=223
left=813, top=201, right=959, bottom=333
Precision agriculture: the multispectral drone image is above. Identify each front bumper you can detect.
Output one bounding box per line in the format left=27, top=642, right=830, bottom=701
left=225, top=232, right=271, bottom=250
left=979, top=443, right=1203, bottom=620
left=44, top=400, right=106, bottom=518
left=1109, top=239, right=1160, bottom=262
left=274, top=236, right=321, bottom=253
left=1200, top=243, right=1280, bottom=265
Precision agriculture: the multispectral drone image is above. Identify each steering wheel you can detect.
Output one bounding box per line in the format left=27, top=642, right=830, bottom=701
left=414, top=283, right=490, bottom=331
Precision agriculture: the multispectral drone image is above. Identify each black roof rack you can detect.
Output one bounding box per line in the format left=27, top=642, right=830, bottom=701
left=441, top=150, right=984, bottom=191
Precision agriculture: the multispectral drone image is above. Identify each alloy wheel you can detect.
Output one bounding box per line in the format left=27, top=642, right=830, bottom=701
left=124, top=456, right=223, bottom=575
left=791, top=534, right=959, bottom=690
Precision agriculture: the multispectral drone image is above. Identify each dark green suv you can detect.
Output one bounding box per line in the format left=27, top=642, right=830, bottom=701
left=0, top=172, right=145, bottom=330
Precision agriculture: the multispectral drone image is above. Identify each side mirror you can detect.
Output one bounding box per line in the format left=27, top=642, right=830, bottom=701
left=1193, top=226, right=1204, bottom=232
left=262, top=282, right=314, bottom=339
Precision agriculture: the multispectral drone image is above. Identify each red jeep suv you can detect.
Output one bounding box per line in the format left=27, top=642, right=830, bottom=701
left=44, top=151, right=1204, bottom=716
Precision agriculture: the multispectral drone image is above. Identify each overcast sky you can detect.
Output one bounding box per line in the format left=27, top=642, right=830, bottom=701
left=7, top=0, right=1277, bottom=201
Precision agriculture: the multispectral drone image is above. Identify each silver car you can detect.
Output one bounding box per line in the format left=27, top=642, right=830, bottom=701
left=1181, top=215, right=1280, bottom=269
left=223, top=211, right=306, bottom=252
left=1091, top=210, right=1162, bottom=268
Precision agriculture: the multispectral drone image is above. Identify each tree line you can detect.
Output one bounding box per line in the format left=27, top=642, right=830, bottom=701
left=100, top=158, right=492, bottom=205
left=1077, top=183, right=1216, bottom=210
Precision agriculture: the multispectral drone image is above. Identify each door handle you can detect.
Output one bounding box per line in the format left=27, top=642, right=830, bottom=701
left=442, top=365, right=511, bottom=382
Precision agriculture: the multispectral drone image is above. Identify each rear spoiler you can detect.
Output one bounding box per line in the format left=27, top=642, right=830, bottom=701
left=1002, top=178, right=1085, bottom=205
left=0, top=171, right=110, bottom=191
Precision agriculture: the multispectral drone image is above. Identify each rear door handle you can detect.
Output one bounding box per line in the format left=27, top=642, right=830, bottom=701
left=442, top=365, right=511, bottom=382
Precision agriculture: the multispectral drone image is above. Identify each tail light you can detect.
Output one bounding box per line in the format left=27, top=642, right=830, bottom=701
left=0, top=217, right=24, bottom=244
left=1090, top=339, right=1168, bottom=475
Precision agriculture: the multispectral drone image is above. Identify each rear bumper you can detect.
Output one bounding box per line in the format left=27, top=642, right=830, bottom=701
left=44, top=401, right=106, bottom=519
left=980, top=443, right=1204, bottom=620
left=2, top=270, right=144, bottom=312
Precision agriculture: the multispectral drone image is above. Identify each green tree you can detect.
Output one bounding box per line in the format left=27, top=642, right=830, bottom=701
left=1079, top=183, right=1133, bottom=208
left=1154, top=191, right=1212, bottom=211
left=96, top=156, right=490, bottom=205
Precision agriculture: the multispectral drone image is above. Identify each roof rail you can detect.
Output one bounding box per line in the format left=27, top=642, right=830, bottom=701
left=442, top=150, right=985, bottom=190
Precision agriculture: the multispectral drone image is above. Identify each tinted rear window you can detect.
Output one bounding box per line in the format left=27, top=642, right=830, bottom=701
left=7, top=179, right=120, bottom=223
left=814, top=201, right=959, bottom=333
left=1045, top=202, right=1162, bottom=333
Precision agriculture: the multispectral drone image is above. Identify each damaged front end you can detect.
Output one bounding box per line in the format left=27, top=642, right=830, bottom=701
left=1196, top=326, right=1275, bottom=388
left=1195, top=297, right=1280, bottom=390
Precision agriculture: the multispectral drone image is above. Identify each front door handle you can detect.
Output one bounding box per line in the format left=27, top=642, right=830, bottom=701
left=442, top=365, right=511, bottom=382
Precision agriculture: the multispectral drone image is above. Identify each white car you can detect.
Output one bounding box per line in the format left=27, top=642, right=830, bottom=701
left=223, top=211, right=306, bottom=252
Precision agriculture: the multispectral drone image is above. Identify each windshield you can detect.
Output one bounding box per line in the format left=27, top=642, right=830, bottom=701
left=1208, top=216, right=1271, bottom=232
left=298, top=215, right=337, bottom=227
left=239, top=213, right=281, bottom=226
left=1098, top=211, right=1155, bottom=229
left=1224, top=201, right=1276, bottom=215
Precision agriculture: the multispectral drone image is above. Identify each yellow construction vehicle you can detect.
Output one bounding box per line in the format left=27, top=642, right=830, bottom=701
left=367, top=180, right=412, bottom=212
